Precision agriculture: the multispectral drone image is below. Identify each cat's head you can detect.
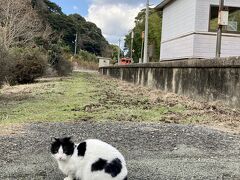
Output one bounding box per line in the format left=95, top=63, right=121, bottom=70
left=50, top=137, right=75, bottom=161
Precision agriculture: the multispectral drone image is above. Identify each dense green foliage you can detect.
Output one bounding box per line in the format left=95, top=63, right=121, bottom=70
left=109, top=44, right=119, bottom=61
left=125, top=8, right=162, bottom=62
left=33, top=0, right=111, bottom=56
left=77, top=50, right=98, bottom=63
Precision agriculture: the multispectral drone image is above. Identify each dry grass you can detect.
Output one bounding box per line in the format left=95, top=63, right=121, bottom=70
left=72, top=61, right=98, bottom=70
left=0, top=124, right=25, bottom=136
left=111, top=77, right=240, bottom=134
left=0, top=72, right=239, bottom=134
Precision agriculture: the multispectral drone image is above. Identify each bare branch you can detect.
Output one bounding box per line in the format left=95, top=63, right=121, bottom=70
left=0, top=0, right=43, bottom=49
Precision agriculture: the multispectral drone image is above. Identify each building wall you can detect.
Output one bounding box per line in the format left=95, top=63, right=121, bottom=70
left=195, top=0, right=240, bottom=32
left=160, top=0, right=197, bottom=60
left=194, top=33, right=240, bottom=58
left=99, top=58, right=240, bottom=108
left=99, top=58, right=110, bottom=68
left=161, top=0, right=197, bottom=42
left=160, top=34, right=195, bottom=60
left=193, top=0, right=240, bottom=58
left=160, top=0, right=240, bottom=60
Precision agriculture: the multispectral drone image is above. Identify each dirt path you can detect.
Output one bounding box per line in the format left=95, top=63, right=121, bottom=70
left=0, top=122, right=239, bottom=180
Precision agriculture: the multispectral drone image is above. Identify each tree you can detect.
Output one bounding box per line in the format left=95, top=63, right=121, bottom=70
left=125, top=8, right=162, bottom=62
left=109, top=44, right=120, bottom=60
left=0, top=0, right=43, bottom=49
left=33, top=0, right=111, bottom=57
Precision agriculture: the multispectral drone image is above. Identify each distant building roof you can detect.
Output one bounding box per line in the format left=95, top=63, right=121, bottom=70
left=155, top=0, right=174, bottom=10
left=97, top=56, right=112, bottom=60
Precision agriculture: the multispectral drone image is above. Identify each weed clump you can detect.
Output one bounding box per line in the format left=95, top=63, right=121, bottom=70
left=71, top=50, right=98, bottom=70
left=48, top=45, right=73, bottom=76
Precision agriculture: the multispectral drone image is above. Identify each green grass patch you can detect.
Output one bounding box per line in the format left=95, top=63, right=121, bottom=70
left=0, top=72, right=189, bottom=125
left=0, top=73, right=97, bottom=124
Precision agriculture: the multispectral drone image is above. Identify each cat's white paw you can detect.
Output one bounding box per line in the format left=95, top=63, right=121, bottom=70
left=64, top=177, right=73, bottom=180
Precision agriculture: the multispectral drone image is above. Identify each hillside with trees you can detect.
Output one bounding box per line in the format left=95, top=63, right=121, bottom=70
left=32, top=0, right=111, bottom=56
left=125, top=8, right=162, bottom=62
left=0, top=0, right=112, bottom=87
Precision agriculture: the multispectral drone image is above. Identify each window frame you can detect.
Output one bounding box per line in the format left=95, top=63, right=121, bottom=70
left=208, top=5, right=240, bottom=34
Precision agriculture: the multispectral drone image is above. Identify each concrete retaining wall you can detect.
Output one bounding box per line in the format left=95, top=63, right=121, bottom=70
left=99, top=57, right=240, bottom=108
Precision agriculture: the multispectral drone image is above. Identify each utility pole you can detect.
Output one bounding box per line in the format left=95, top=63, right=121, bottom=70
left=140, top=31, right=144, bottom=63
left=143, top=0, right=149, bottom=63
left=118, top=38, right=121, bottom=65
left=130, top=31, right=134, bottom=59
left=216, top=0, right=224, bottom=58
left=74, top=33, right=78, bottom=56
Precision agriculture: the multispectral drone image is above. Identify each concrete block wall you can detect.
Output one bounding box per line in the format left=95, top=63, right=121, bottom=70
left=99, top=57, right=240, bottom=108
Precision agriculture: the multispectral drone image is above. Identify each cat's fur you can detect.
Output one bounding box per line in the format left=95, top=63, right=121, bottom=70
left=51, top=137, right=128, bottom=180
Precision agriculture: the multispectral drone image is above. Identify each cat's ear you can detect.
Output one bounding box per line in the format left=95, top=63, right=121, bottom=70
left=51, top=137, right=59, bottom=142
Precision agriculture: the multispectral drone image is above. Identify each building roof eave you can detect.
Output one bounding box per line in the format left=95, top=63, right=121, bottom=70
left=155, top=0, right=174, bottom=10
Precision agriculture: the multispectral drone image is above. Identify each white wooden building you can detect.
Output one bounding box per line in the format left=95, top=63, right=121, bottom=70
left=156, top=0, right=240, bottom=60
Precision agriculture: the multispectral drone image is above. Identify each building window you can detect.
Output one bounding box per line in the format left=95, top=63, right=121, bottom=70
left=209, top=6, right=240, bottom=33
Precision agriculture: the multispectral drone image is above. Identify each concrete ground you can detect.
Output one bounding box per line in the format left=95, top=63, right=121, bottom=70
left=0, top=121, right=239, bottom=180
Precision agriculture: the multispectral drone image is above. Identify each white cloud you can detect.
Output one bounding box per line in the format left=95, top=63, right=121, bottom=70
left=73, top=6, right=79, bottom=10
left=86, top=2, right=144, bottom=45
left=92, top=0, right=149, bottom=6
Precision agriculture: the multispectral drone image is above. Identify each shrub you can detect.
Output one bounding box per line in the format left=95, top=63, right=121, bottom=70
left=0, top=45, right=14, bottom=87
left=48, top=45, right=73, bottom=76
left=10, top=48, right=48, bottom=84
left=0, top=47, right=8, bottom=86
left=78, top=50, right=98, bottom=63
left=71, top=50, right=98, bottom=70
left=73, top=59, right=99, bottom=70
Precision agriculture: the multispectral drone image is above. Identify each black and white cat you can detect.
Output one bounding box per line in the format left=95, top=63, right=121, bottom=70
left=51, top=137, right=128, bottom=180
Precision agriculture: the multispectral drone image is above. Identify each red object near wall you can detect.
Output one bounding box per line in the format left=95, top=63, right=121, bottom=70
left=120, top=58, right=132, bottom=65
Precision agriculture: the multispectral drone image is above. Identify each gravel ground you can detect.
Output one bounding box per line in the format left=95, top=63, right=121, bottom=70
left=0, top=121, right=240, bottom=180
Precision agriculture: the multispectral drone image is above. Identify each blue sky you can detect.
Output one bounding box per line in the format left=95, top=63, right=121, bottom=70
left=51, top=0, right=160, bottom=46
left=51, top=0, right=90, bottom=16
